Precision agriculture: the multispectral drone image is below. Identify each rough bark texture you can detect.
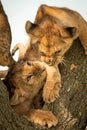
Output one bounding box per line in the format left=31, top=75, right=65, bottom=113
left=0, top=39, right=87, bottom=130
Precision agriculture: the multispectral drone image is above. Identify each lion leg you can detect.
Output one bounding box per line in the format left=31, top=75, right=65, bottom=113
left=24, top=109, right=58, bottom=128
left=12, top=39, right=31, bottom=61
left=43, top=80, right=61, bottom=103
left=42, top=63, right=61, bottom=103
left=12, top=43, right=25, bottom=61
left=12, top=43, right=22, bottom=56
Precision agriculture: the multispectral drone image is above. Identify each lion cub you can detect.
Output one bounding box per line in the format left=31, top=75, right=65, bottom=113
left=24, top=4, right=87, bottom=103
left=4, top=60, right=58, bottom=128
left=25, top=4, right=87, bottom=61
left=12, top=40, right=61, bottom=103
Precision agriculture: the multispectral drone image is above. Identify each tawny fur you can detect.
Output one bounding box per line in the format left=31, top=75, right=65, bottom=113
left=0, top=2, right=59, bottom=126
left=25, top=5, right=87, bottom=66
left=4, top=60, right=58, bottom=127
left=12, top=38, right=61, bottom=103
left=1, top=4, right=87, bottom=128
left=0, top=3, right=60, bottom=127
left=24, top=4, right=87, bottom=103
left=34, top=4, right=87, bottom=55
left=12, top=41, right=30, bottom=61
left=12, top=4, right=87, bottom=104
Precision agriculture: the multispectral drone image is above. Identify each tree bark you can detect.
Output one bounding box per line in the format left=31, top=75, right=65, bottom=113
left=0, top=39, right=87, bottom=130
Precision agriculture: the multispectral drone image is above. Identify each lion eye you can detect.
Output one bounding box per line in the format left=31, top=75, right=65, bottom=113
left=53, top=50, right=61, bottom=56
left=27, top=61, right=34, bottom=66
left=27, top=61, right=31, bottom=66
left=27, top=61, right=32, bottom=66
left=27, top=74, right=33, bottom=81
left=40, top=51, right=46, bottom=57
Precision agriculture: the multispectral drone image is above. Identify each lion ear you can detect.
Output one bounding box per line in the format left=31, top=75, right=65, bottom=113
left=25, top=21, right=42, bottom=38
left=65, top=26, right=79, bottom=39
left=25, top=20, right=37, bottom=33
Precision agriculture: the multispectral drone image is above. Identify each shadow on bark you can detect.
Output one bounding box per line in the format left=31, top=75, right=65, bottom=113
left=0, top=39, right=87, bottom=130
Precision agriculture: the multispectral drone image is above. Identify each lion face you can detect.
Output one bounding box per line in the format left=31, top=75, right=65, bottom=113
left=38, top=34, right=72, bottom=66
left=6, top=60, right=46, bottom=105
left=25, top=16, right=79, bottom=66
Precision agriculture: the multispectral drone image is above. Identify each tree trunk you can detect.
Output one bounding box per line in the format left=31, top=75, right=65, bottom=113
left=0, top=39, right=87, bottom=130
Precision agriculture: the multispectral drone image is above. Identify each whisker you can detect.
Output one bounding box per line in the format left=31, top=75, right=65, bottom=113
left=61, top=57, right=67, bottom=66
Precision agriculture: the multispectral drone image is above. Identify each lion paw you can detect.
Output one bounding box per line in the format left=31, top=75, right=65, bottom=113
left=43, top=82, right=61, bottom=103
left=27, top=109, right=58, bottom=128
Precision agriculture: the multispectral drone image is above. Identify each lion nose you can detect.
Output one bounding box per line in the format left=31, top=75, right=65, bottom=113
left=47, top=58, right=52, bottom=64
left=48, top=59, right=51, bottom=62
